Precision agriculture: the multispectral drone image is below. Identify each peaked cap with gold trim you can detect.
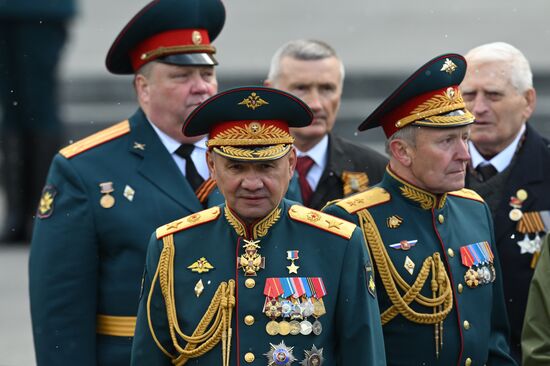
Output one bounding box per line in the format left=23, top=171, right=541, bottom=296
left=183, top=86, right=313, bottom=161
left=359, top=53, right=474, bottom=137
left=106, top=0, right=225, bottom=74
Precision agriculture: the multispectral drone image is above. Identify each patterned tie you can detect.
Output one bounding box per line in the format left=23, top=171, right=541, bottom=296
left=175, top=144, right=205, bottom=191
left=476, top=163, right=498, bottom=182
left=296, top=156, right=315, bottom=206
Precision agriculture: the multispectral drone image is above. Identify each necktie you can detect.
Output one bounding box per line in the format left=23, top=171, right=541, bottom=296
left=175, top=144, right=204, bottom=191
left=476, top=163, right=498, bottom=182
left=296, top=156, right=315, bottom=206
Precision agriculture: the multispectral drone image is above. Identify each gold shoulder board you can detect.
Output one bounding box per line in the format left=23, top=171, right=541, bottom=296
left=447, top=188, right=485, bottom=203
left=60, top=120, right=130, bottom=158
left=288, top=205, right=356, bottom=240
left=156, top=206, right=221, bottom=239
left=335, top=187, right=391, bottom=213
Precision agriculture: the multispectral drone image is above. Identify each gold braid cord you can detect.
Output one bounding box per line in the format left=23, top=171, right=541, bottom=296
left=357, top=209, right=453, bottom=356
left=147, top=235, right=236, bottom=365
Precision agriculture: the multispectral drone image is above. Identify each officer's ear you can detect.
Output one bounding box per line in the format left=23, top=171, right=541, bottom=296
left=135, top=73, right=150, bottom=105
left=389, top=138, right=414, bottom=167
left=287, top=148, right=297, bottom=178
left=206, top=150, right=216, bottom=179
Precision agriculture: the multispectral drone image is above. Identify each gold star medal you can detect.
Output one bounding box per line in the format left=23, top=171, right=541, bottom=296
left=286, top=250, right=300, bottom=274
left=99, top=182, right=115, bottom=208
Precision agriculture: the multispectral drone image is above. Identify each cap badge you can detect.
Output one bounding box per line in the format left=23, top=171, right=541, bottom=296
left=440, top=58, right=458, bottom=74
left=238, top=92, right=269, bottom=110
left=192, top=30, right=202, bottom=45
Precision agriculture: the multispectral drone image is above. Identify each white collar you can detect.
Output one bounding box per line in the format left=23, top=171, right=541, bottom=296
left=295, top=134, right=329, bottom=170
left=148, top=119, right=207, bottom=153
left=469, top=124, right=525, bottom=173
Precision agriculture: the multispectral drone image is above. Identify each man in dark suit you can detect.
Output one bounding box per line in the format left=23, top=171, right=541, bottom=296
left=265, top=39, right=388, bottom=210
left=28, top=1, right=225, bottom=365
left=461, top=42, right=550, bottom=363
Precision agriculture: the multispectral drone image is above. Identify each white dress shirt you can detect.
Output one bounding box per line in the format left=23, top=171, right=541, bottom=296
left=295, top=134, right=329, bottom=191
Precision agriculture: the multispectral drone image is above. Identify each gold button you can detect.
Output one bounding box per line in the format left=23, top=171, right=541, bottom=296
left=464, top=320, right=470, bottom=330
left=458, top=283, right=463, bottom=293
left=438, top=214, right=445, bottom=224
left=244, top=315, right=255, bottom=326
left=447, top=248, right=455, bottom=257
left=245, top=278, right=256, bottom=289
left=244, top=352, right=255, bottom=363
left=465, top=357, right=472, bottom=366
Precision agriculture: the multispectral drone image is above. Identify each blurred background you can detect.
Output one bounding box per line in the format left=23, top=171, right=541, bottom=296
left=1, top=0, right=549, bottom=364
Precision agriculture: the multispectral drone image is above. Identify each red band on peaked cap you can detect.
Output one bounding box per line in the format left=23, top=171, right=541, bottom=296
left=129, top=29, right=211, bottom=71
left=381, top=86, right=461, bottom=137
left=209, top=120, right=290, bottom=140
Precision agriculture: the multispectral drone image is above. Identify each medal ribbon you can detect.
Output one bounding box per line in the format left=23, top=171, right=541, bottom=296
left=286, top=250, right=299, bottom=260
left=301, top=277, right=312, bottom=298
left=460, top=246, right=474, bottom=267
left=517, top=211, right=547, bottom=234
left=263, top=277, right=284, bottom=298
left=291, top=277, right=306, bottom=298
left=310, top=277, right=327, bottom=299
left=483, top=241, right=494, bottom=262
left=281, top=277, right=294, bottom=298
left=472, top=243, right=486, bottom=265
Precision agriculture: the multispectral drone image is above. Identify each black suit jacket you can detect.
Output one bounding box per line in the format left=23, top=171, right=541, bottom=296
left=288, top=133, right=388, bottom=210
left=466, top=123, right=550, bottom=363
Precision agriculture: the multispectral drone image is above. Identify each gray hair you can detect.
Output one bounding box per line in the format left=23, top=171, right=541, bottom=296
left=267, top=39, right=345, bottom=86
left=385, top=125, right=420, bottom=156
left=465, top=42, right=533, bottom=93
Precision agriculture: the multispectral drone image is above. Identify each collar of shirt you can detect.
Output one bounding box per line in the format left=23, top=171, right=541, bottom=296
left=469, top=123, right=525, bottom=173
left=148, top=119, right=209, bottom=180
left=295, top=134, right=329, bottom=190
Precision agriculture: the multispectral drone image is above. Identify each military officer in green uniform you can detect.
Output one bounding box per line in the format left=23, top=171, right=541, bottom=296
left=323, top=54, right=517, bottom=366
left=29, top=1, right=225, bottom=365
left=130, top=86, right=386, bottom=365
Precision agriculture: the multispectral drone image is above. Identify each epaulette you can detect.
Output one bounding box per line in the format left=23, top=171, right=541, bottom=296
left=447, top=188, right=485, bottom=203
left=335, top=187, right=391, bottom=214
left=60, top=120, right=130, bottom=158
left=156, top=206, right=221, bottom=239
left=288, top=205, right=356, bottom=240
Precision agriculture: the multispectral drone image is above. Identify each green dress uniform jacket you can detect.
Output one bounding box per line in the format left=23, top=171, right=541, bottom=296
left=323, top=169, right=517, bottom=366
left=29, top=109, right=223, bottom=366
left=131, top=199, right=386, bottom=365
left=522, top=235, right=550, bottom=366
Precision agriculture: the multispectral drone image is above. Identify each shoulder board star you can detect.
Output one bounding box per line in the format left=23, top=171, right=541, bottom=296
left=156, top=206, right=220, bottom=239
left=288, top=205, right=356, bottom=239
left=447, top=188, right=485, bottom=203
left=336, top=187, right=391, bottom=213
left=60, top=120, right=130, bottom=158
